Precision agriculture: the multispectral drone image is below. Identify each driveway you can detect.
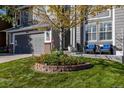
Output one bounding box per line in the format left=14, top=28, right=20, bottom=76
left=0, top=54, right=32, bottom=63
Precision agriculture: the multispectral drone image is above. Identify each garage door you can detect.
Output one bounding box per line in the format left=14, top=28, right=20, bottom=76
left=14, top=33, right=44, bottom=54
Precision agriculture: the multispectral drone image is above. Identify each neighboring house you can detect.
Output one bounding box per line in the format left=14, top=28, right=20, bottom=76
left=4, top=6, right=69, bottom=54
left=70, top=7, right=124, bottom=55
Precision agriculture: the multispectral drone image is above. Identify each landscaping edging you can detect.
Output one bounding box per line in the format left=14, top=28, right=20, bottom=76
left=34, top=62, right=93, bottom=73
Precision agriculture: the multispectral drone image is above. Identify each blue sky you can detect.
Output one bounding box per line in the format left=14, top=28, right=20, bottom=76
left=0, top=9, right=6, bottom=15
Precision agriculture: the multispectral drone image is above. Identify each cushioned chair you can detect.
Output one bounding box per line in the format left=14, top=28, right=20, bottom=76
left=85, top=43, right=96, bottom=54
left=100, top=43, right=113, bottom=54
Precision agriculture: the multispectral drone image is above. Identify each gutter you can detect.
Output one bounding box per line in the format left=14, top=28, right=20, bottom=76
left=2, top=24, right=49, bottom=33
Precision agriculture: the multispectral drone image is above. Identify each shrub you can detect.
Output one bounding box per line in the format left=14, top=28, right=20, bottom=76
left=36, top=52, right=84, bottom=66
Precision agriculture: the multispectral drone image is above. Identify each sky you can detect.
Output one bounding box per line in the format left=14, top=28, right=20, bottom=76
left=0, top=9, right=6, bottom=15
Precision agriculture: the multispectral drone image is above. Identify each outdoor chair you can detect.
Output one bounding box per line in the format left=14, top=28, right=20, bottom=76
left=85, top=43, right=96, bottom=54
left=100, top=43, right=113, bottom=54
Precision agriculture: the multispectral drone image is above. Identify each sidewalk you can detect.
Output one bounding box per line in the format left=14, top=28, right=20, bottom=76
left=65, top=51, right=123, bottom=63
left=0, top=54, right=32, bottom=63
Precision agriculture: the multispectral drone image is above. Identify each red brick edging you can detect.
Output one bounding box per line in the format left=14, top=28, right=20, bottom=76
left=34, top=62, right=93, bottom=73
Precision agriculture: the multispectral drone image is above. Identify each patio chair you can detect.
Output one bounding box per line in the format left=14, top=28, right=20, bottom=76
left=100, top=43, right=113, bottom=54
left=85, top=43, right=96, bottom=54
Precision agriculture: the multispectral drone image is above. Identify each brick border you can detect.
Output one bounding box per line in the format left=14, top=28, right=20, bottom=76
left=34, top=62, right=93, bottom=73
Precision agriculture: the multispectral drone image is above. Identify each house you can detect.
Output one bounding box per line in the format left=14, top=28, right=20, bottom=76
left=3, top=5, right=124, bottom=55
left=70, top=7, right=124, bottom=55
left=3, top=5, right=69, bottom=54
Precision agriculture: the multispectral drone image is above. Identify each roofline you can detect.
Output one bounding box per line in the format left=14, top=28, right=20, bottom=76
left=17, top=6, right=32, bottom=10
left=3, top=24, right=49, bottom=33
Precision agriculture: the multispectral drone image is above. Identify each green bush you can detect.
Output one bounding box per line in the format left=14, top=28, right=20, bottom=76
left=36, top=52, right=83, bottom=66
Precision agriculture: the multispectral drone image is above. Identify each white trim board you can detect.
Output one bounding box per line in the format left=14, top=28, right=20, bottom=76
left=4, top=24, right=49, bottom=33
left=44, top=30, right=52, bottom=43
left=88, top=9, right=111, bottom=21
left=112, top=6, right=115, bottom=46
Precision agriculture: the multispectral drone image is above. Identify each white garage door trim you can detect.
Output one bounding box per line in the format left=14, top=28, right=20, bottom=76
left=12, top=31, right=45, bottom=54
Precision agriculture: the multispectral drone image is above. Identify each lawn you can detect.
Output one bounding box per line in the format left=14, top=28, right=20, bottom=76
left=0, top=56, right=124, bottom=88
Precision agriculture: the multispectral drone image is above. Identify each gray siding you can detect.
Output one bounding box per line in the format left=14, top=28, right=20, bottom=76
left=70, top=24, right=83, bottom=47
left=115, top=8, right=124, bottom=51
left=76, top=24, right=81, bottom=44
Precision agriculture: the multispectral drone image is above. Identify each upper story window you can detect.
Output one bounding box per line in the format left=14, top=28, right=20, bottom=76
left=21, top=8, right=32, bottom=26
left=86, top=24, right=97, bottom=41
left=15, top=11, right=21, bottom=26
left=21, top=10, right=29, bottom=25
left=99, top=22, right=112, bottom=40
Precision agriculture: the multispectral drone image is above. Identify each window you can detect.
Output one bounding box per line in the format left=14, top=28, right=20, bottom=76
left=16, top=11, right=21, bottom=26
left=22, top=10, right=29, bottom=26
left=44, top=30, right=52, bottom=43
left=86, top=24, right=97, bottom=41
left=99, top=22, right=112, bottom=40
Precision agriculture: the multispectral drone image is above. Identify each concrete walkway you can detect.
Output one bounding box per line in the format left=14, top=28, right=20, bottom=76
left=68, top=52, right=123, bottom=63
left=0, top=54, right=32, bottom=63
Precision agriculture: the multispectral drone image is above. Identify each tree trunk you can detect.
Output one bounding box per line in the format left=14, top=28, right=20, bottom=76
left=59, top=30, right=63, bottom=51
left=59, top=28, right=64, bottom=51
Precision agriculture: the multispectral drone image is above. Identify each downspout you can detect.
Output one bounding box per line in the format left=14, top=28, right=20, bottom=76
left=112, top=6, right=116, bottom=55
left=123, top=29, right=124, bottom=63
left=74, top=5, right=77, bottom=49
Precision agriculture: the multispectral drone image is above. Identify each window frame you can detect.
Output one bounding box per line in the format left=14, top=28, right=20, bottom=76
left=44, top=30, right=52, bottom=43
left=22, top=10, right=29, bottom=25
left=16, top=11, right=21, bottom=26
left=99, top=21, right=112, bottom=41
left=86, top=23, right=97, bottom=41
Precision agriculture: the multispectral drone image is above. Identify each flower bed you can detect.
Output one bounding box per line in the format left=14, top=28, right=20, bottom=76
left=34, top=51, right=93, bottom=73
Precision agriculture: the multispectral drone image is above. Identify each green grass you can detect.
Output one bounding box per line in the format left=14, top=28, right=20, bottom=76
left=0, top=57, right=124, bottom=88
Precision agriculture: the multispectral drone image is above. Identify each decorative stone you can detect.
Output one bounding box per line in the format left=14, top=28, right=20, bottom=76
left=34, top=62, right=93, bottom=73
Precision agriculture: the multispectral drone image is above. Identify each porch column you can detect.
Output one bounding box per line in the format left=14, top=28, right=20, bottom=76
left=112, top=6, right=115, bottom=46
left=70, top=27, right=76, bottom=48
left=6, top=32, right=8, bottom=46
